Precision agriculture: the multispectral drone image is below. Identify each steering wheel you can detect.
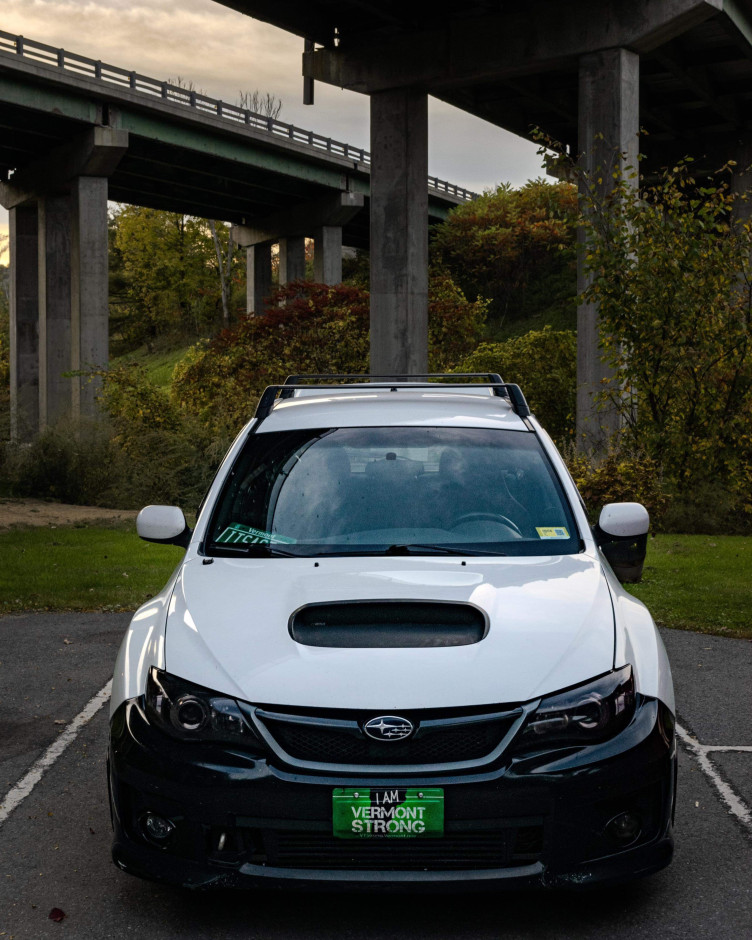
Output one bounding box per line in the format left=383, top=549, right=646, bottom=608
left=449, top=512, right=523, bottom=537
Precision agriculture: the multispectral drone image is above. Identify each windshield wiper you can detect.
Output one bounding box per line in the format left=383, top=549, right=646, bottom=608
left=206, top=543, right=299, bottom=558
left=384, top=544, right=507, bottom=557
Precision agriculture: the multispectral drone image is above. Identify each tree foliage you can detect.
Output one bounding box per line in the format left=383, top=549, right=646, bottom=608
left=570, top=155, right=752, bottom=513
left=173, top=278, right=487, bottom=434
left=109, top=207, right=244, bottom=351
left=431, top=180, right=578, bottom=330
left=457, top=327, right=576, bottom=442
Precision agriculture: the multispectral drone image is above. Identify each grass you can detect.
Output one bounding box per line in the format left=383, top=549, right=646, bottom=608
left=111, top=343, right=191, bottom=389
left=0, top=525, right=749, bottom=639
left=0, top=522, right=184, bottom=612
left=626, top=534, right=752, bottom=639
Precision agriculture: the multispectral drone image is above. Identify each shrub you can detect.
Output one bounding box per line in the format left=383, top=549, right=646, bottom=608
left=564, top=448, right=670, bottom=527
left=457, top=328, right=576, bottom=441
left=173, top=278, right=487, bottom=432
left=431, top=180, right=578, bottom=328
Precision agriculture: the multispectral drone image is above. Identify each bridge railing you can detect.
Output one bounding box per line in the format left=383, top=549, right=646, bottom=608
left=0, top=30, right=478, bottom=202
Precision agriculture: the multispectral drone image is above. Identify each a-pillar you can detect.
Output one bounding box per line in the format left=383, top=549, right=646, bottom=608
left=246, top=243, right=272, bottom=314
left=278, top=236, right=306, bottom=285
left=577, top=48, right=639, bottom=451
left=369, top=89, right=428, bottom=375
left=313, top=226, right=343, bottom=285
left=70, top=177, right=109, bottom=418
left=38, top=194, right=72, bottom=428
left=9, top=204, right=39, bottom=441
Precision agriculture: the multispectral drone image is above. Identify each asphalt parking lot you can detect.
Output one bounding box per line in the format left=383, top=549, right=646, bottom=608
left=0, top=612, right=750, bottom=939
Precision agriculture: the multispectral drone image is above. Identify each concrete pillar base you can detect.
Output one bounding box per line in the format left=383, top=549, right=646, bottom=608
left=369, top=88, right=428, bottom=375
left=576, top=48, right=639, bottom=452
left=313, top=226, right=343, bottom=284
left=278, top=236, right=306, bottom=285
left=71, top=177, right=109, bottom=419
left=9, top=204, right=39, bottom=442
left=247, top=243, right=272, bottom=314
left=38, top=194, right=72, bottom=428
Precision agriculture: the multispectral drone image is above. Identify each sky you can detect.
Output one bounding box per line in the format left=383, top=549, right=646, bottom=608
left=0, top=0, right=546, bottom=245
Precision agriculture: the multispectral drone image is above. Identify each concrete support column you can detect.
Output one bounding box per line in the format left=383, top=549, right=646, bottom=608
left=38, top=194, right=72, bottom=429
left=731, top=138, right=752, bottom=224
left=278, top=236, right=306, bottom=285
left=70, top=177, right=109, bottom=418
left=9, top=204, right=39, bottom=441
left=247, top=243, right=272, bottom=314
left=577, top=48, right=639, bottom=451
left=369, top=88, right=428, bottom=374
left=313, top=226, right=343, bottom=284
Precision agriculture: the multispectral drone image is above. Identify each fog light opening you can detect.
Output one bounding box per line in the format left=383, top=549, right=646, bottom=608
left=141, top=812, right=176, bottom=844
left=606, top=811, right=642, bottom=847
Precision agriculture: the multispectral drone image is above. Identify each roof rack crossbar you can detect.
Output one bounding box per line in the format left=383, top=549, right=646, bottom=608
left=280, top=373, right=506, bottom=401
left=254, top=379, right=531, bottom=424
left=283, top=373, right=503, bottom=383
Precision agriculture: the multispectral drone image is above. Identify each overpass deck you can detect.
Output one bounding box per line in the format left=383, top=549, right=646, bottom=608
left=0, top=30, right=475, bottom=247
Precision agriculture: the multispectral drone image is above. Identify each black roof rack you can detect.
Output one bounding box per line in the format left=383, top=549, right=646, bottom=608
left=254, top=374, right=531, bottom=424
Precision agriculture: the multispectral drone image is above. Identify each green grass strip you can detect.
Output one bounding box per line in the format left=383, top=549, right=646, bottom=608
left=0, top=523, right=183, bottom=612
left=0, top=526, right=749, bottom=640
left=626, top=534, right=752, bottom=639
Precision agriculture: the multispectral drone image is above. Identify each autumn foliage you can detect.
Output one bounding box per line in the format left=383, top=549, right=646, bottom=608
left=431, top=180, right=578, bottom=328
left=172, top=278, right=487, bottom=433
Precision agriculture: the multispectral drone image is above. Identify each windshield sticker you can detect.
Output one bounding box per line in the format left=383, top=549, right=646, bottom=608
left=216, top=523, right=297, bottom=545
left=535, top=526, right=570, bottom=540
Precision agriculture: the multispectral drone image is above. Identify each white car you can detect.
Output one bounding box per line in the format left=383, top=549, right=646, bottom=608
left=108, top=375, right=676, bottom=889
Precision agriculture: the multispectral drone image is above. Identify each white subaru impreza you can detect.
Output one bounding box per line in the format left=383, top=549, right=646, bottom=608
left=108, top=375, right=676, bottom=889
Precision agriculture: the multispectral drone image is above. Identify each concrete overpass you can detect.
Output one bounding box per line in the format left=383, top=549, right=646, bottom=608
left=214, top=0, right=752, bottom=446
left=0, top=30, right=474, bottom=439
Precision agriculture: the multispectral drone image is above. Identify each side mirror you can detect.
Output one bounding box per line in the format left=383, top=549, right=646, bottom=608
left=136, top=505, right=191, bottom=548
left=594, top=502, right=649, bottom=584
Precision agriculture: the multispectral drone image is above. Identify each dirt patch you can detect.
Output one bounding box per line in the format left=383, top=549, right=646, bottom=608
left=0, top=498, right=136, bottom=530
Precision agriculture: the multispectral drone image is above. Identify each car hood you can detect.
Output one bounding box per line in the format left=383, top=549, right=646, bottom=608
left=164, top=554, right=615, bottom=710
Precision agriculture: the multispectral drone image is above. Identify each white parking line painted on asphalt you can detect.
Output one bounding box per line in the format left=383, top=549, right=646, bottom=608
left=677, top=723, right=752, bottom=832
left=0, top=679, right=112, bottom=828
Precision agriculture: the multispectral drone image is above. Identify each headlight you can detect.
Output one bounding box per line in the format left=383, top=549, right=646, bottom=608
left=515, top=666, right=636, bottom=752
left=145, top=667, right=263, bottom=748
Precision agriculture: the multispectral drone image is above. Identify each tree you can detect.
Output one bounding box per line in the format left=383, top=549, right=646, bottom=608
left=172, top=276, right=487, bottom=434
left=208, top=220, right=236, bottom=327
left=559, top=148, right=752, bottom=513
left=431, top=180, right=578, bottom=332
left=109, top=206, right=243, bottom=350
left=237, top=89, right=283, bottom=120
left=458, top=328, right=576, bottom=442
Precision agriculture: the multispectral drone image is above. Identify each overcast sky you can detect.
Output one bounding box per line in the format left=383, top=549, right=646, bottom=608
left=0, top=0, right=546, bottom=245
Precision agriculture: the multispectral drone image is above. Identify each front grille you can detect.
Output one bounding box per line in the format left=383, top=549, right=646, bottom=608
left=247, top=824, right=544, bottom=871
left=249, top=702, right=527, bottom=769
left=264, top=718, right=514, bottom=765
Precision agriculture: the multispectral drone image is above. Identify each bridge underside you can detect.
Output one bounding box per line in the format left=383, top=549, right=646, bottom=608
left=0, top=38, right=465, bottom=439
left=218, top=0, right=752, bottom=448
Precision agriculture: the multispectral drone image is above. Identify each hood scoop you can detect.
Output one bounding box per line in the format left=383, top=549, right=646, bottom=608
left=289, top=601, right=488, bottom=649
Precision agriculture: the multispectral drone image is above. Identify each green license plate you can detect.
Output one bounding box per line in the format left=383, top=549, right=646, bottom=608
left=332, top=787, right=444, bottom=839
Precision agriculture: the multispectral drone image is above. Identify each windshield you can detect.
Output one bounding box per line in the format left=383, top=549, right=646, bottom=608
left=206, top=427, right=580, bottom=557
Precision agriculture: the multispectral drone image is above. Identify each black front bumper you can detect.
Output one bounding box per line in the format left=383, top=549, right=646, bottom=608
left=108, top=697, right=676, bottom=891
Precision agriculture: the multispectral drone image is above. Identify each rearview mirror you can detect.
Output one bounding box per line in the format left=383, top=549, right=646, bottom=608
left=136, top=505, right=191, bottom=548
left=594, top=502, right=649, bottom=583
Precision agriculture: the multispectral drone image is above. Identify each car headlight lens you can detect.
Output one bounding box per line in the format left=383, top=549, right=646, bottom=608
left=516, top=665, right=636, bottom=752
left=145, top=667, right=263, bottom=748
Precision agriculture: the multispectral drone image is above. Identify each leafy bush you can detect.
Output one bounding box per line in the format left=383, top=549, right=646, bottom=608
left=173, top=278, right=487, bottom=433
left=1, top=366, right=221, bottom=511
left=565, top=448, right=670, bottom=527
left=457, top=328, right=576, bottom=441
left=431, top=180, right=577, bottom=329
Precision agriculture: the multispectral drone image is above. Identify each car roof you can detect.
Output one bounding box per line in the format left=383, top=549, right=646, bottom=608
left=256, top=387, right=530, bottom=433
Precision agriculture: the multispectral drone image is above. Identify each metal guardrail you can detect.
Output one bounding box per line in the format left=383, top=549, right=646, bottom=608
left=0, top=30, right=478, bottom=202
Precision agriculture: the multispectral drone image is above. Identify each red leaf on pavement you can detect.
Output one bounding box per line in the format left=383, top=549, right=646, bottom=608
left=48, top=908, right=66, bottom=922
